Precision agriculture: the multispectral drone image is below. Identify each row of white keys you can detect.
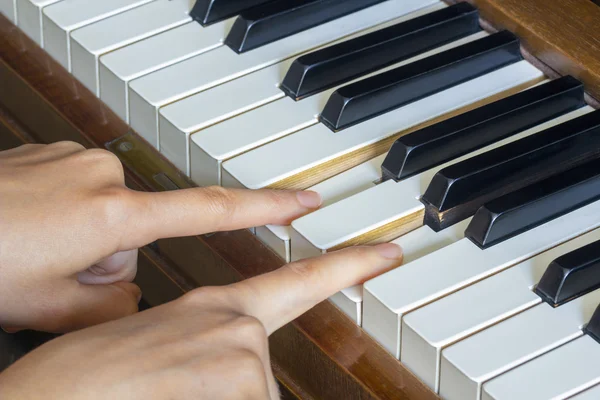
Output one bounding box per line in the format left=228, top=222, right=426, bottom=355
left=220, top=60, right=542, bottom=191
left=402, top=234, right=599, bottom=394
left=440, top=286, right=600, bottom=400
left=99, top=18, right=234, bottom=124
left=332, top=218, right=471, bottom=325
left=189, top=29, right=485, bottom=183
left=15, top=0, right=62, bottom=46
left=482, top=335, right=600, bottom=400
left=1, top=0, right=17, bottom=23
left=361, top=191, right=600, bottom=359
left=42, top=0, right=154, bottom=71
left=128, top=0, right=439, bottom=165
left=256, top=154, right=387, bottom=263
left=289, top=83, right=581, bottom=264
left=160, top=2, right=448, bottom=173
left=400, top=228, right=600, bottom=395
left=69, top=0, right=193, bottom=95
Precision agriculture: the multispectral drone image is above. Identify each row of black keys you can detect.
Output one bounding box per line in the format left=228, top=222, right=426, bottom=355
left=193, top=2, right=600, bottom=253
left=191, top=2, right=529, bottom=131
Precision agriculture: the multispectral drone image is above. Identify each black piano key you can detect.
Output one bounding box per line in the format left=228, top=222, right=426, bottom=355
left=280, top=3, right=480, bottom=101
left=466, top=157, right=600, bottom=249
left=224, top=0, right=388, bottom=54
left=319, top=30, right=522, bottom=131
left=420, top=109, right=600, bottom=231
left=584, top=304, right=600, bottom=344
left=381, top=76, right=585, bottom=182
left=534, top=239, right=600, bottom=307
left=190, top=0, right=272, bottom=26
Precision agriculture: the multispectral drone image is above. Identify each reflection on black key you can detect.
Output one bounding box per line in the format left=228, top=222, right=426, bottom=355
left=584, top=303, right=600, bottom=344
left=466, top=157, right=600, bottom=249
left=225, top=0, right=388, bottom=53
left=320, top=31, right=522, bottom=131
left=381, top=76, right=585, bottom=182
left=190, top=0, right=272, bottom=26
left=281, top=3, right=480, bottom=100
left=535, top=239, right=600, bottom=307
left=421, top=109, right=600, bottom=231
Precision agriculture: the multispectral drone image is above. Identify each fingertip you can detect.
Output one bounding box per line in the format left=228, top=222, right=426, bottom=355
left=1, top=326, right=21, bottom=334
left=112, top=281, right=142, bottom=306
left=296, top=190, right=322, bottom=209
left=374, top=243, right=403, bottom=260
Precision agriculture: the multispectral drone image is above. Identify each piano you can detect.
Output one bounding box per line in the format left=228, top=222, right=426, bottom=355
left=2, top=0, right=600, bottom=398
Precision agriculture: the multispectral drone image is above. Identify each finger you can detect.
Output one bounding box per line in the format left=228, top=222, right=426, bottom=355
left=27, top=281, right=141, bottom=333
left=229, top=243, right=403, bottom=335
left=119, top=187, right=322, bottom=249
left=77, top=249, right=138, bottom=285
left=0, top=141, right=85, bottom=164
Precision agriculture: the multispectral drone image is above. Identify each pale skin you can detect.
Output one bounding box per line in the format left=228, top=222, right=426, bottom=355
left=0, top=142, right=403, bottom=399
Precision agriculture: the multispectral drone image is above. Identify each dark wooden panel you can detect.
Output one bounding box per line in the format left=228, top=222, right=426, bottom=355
left=446, top=0, right=600, bottom=102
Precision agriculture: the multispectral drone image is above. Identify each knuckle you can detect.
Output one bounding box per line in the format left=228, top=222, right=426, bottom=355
left=200, top=186, right=238, bottom=221
left=48, top=140, right=85, bottom=152
left=232, top=315, right=267, bottom=342
left=79, top=149, right=124, bottom=178
left=92, top=186, right=134, bottom=228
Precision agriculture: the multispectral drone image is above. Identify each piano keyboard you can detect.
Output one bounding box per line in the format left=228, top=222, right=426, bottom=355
left=4, top=1, right=600, bottom=398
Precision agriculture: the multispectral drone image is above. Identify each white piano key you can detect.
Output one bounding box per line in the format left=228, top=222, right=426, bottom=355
left=128, top=0, right=440, bottom=170
left=16, top=0, right=62, bottom=46
left=481, top=336, right=600, bottom=400
left=290, top=103, right=584, bottom=262
left=361, top=193, right=600, bottom=359
left=163, top=3, right=449, bottom=174
left=341, top=219, right=473, bottom=325
left=257, top=154, right=386, bottom=263
left=42, top=0, right=153, bottom=71
left=569, top=384, right=600, bottom=399
left=440, top=288, right=600, bottom=400
left=1, top=0, right=17, bottom=23
left=70, top=0, right=192, bottom=95
left=222, top=61, right=543, bottom=190
left=188, top=30, right=485, bottom=184
left=401, top=228, right=600, bottom=394
left=99, top=19, right=234, bottom=125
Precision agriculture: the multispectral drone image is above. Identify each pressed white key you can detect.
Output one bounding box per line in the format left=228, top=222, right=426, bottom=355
left=164, top=3, right=449, bottom=175
left=481, top=336, right=600, bottom=400
left=569, top=384, right=600, bottom=399
left=100, top=19, right=234, bottom=125
left=361, top=195, right=600, bottom=359
left=16, top=0, right=62, bottom=45
left=290, top=102, right=583, bottom=262
left=70, top=0, right=192, bottom=95
left=257, top=154, right=386, bottom=263
left=402, top=228, right=600, bottom=394
left=1, top=0, right=17, bottom=23
left=337, top=219, right=472, bottom=325
left=128, top=0, right=440, bottom=169
left=42, top=0, right=153, bottom=71
left=222, top=61, right=543, bottom=190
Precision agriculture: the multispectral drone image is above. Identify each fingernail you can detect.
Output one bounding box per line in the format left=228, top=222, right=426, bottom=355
left=375, top=243, right=403, bottom=260
left=136, top=291, right=143, bottom=304
left=296, top=191, right=322, bottom=209
left=1, top=326, right=19, bottom=334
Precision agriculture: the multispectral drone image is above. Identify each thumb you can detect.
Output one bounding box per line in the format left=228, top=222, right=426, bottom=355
left=7, top=281, right=142, bottom=333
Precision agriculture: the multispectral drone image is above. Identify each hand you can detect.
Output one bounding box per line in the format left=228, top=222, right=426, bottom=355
left=0, top=243, right=403, bottom=400
left=0, top=142, right=323, bottom=333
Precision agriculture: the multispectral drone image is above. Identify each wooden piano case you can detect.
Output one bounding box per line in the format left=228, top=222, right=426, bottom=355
left=1, top=1, right=599, bottom=398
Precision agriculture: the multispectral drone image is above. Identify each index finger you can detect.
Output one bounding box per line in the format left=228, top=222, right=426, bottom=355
left=228, top=243, right=404, bottom=335
left=119, top=187, right=322, bottom=249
